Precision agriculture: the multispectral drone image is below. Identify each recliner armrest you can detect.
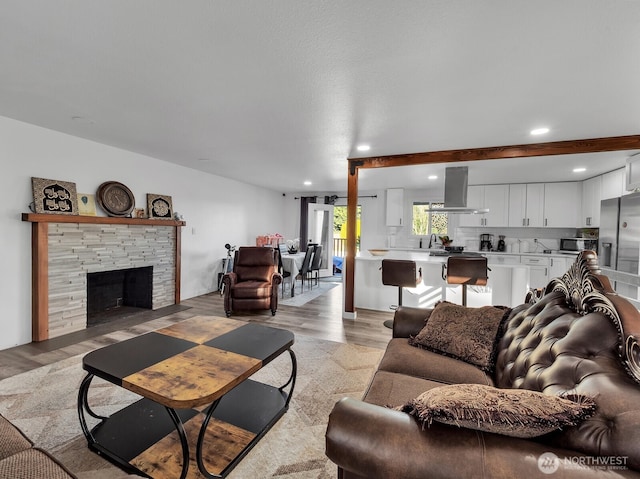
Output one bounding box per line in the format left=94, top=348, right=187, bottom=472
left=392, top=306, right=432, bottom=338
left=270, top=272, right=283, bottom=285
left=222, top=272, right=237, bottom=289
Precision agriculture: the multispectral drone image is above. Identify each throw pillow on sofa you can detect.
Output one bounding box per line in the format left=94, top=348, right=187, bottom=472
left=398, top=383, right=596, bottom=438
left=408, top=301, right=511, bottom=372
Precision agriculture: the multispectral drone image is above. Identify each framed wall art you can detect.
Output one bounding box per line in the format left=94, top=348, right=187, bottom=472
left=31, top=177, right=79, bottom=215
left=77, top=193, right=97, bottom=216
left=147, top=194, right=173, bottom=220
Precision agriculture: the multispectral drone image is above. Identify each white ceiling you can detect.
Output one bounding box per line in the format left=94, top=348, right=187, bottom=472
left=1, top=1, right=639, bottom=193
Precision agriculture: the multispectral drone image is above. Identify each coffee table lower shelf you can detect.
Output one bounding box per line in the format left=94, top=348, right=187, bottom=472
left=87, top=379, right=289, bottom=479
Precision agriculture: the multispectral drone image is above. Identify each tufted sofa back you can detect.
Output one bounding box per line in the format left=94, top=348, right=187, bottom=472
left=494, top=251, right=640, bottom=471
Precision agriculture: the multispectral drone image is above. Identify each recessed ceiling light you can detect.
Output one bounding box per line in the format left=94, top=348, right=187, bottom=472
left=303, top=180, right=312, bottom=186
left=197, top=158, right=211, bottom=162
left=573, top=167, right=586, bottom=173
left=428, top=175, right=438, bottom=180
left=356, top=145, right=371, bottom=152
left=530, top=127, right=550, bottom=136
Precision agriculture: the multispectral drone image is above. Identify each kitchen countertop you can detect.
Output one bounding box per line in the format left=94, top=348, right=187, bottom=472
left=355, top=250, right=531, bottom=310
left=361, top=248, right=578, bottom=260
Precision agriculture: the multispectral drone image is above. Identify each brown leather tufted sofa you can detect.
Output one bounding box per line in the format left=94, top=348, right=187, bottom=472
left=326, top=251, right=640, bottom=478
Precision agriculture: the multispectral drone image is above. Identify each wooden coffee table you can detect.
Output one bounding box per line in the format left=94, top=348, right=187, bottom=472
left=77, top=316, right=296, bottom=479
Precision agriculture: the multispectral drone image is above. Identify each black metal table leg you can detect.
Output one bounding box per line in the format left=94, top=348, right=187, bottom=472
left=196, top=398, right=223, bottom=478
left=165, top=407, right=190, bottom=479
left=280, top=348, right=297, bottom=408
left=77, top=373, right=108, bottom=444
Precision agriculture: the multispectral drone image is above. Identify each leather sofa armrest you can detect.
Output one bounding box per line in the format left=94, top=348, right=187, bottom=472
left=326, top=398, right=630, bottom=479
left=326, top=397, right=428, bottom=479
left=392, top=306, right=432, bottom=338
left=326, top=397, right=484, bottom=479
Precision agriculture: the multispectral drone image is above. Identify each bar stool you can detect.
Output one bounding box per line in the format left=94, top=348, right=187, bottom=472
left=441, top=256, right=489, bottom=306
left=381, top=259, right=422, bottom=329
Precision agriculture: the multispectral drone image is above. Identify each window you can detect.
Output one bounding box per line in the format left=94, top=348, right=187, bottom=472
left=333, top=205, right=361, bottom=256
left=412, top=202, right=448, bottom=236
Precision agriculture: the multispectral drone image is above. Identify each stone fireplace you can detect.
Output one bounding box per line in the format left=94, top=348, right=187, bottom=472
left=23, top=214, right=185, bottom=341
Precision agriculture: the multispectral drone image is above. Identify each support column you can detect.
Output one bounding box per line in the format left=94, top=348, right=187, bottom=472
left=32, top=222, right=49, bottom=341
left=344, top=160, right=360, bottom=319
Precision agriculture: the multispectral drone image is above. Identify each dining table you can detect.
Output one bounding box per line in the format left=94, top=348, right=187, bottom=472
left=281, top=251, right=308, bottom=296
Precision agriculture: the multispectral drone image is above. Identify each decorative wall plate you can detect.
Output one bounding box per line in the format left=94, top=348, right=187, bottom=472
left=97, top=181, right=135, bottom=217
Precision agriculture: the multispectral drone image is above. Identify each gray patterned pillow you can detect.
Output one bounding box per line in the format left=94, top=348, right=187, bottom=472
left=409, top=301, right=510, bottom=371
left=399, top=384, right=596, bottom=438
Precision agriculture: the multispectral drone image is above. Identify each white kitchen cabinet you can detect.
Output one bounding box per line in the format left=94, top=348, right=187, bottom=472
left=385, top=188, right=404, bottom=226
left=458, top=186, right=484, bottom=227
left=508, top=183, right=544, bottom=227
left=581, top=176, right=601, bottom=227
left=508, top=184, right=526, bottom=227
left=459, top=185, right=509, bottom=227
left=601, top=168, right=625, bottom=199
left=521, top=256, right=550, bottom=289
left=549, top=256, right=569, bottom=279
left=544, top=182, right=580, bottom=227
left=483, top=185, right=510, bottom=226
left=485, top=254, right=521, bottom=265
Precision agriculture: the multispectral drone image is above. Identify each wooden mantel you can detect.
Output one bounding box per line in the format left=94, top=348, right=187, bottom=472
left=22, top=213, right=186, bottom=341
left=22, top=213, right=187, bottom=227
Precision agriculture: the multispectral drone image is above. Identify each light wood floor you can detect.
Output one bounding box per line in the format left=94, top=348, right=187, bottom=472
left=0, top=279, right=395, bottom=380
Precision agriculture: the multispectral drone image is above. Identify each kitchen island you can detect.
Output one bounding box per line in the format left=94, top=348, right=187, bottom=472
left=355, top=250, right=530, bottom=311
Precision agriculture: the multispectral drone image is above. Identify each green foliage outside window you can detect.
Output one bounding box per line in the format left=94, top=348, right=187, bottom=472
left=412, top=202, right=448, bottom=236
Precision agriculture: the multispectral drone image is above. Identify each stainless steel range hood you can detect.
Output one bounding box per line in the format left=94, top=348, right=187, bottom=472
left=438, top=166, right=489, bottom=214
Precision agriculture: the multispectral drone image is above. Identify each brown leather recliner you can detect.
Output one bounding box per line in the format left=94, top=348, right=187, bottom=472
left=222, top=247, right=282, bottom=317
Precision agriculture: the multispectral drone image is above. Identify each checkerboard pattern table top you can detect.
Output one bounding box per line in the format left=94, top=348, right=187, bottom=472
left=83, top=316, right=294, bottom=408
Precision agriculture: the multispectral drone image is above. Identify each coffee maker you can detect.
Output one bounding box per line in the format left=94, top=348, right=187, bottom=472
left=480, top=234, right=493, bottom=252
left=497, top=235, right=506, bottom=252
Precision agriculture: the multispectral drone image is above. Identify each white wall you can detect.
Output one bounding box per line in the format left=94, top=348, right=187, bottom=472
left=1, top=116, right=294, bottom=350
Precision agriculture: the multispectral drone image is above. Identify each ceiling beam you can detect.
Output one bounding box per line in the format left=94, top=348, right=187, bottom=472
left=348, top=134, right=640, bottom=171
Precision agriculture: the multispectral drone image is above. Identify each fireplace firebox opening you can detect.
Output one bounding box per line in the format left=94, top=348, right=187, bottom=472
left=87, top=266, right=153, bottom=326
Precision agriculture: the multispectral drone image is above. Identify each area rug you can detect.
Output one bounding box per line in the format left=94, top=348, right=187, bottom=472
left=0, top=333, right=383, bottom=479
left=279, top=281, right=341, bottom=307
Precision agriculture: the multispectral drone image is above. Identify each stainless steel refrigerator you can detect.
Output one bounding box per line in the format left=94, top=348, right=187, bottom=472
left=599, top=192, right=640, bottom=299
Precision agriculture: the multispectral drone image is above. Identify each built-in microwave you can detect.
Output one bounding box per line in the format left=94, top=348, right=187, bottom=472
left=560, top=238, right=598, bottom=253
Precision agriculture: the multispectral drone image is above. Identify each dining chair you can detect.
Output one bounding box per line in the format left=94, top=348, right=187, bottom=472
left=309, top=244, right=323, bottom=287
left=276, top=248, right=293, bottom=297
left=296, top=247, right=314, bottom=293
